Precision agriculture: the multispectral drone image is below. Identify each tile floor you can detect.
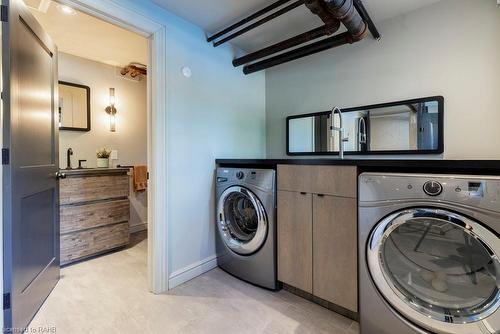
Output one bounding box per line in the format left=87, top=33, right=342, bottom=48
left=29, top=233, right=359, bottom=333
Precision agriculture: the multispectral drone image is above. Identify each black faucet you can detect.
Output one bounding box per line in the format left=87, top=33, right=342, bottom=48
left=78, top=159, right=87, bottom=169
left=66, top=148, right=73, bottom=170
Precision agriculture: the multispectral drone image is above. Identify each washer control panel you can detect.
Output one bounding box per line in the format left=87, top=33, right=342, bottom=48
left=423, top=180, right=443, bottom=196
left=216, top=168, right=276, bottom=191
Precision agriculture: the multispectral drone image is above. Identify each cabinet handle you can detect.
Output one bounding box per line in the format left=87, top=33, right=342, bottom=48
left=317, top=194, right=325, bottom=197
left=300, top=192, right=307, bottom=195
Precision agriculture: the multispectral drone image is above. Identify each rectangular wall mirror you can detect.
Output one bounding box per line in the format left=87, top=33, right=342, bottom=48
left=287, top=96, right=444, bottom=156
left=59, top=81, right=91, bottom=132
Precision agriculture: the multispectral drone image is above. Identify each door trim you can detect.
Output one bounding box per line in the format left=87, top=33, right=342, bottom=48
left=56, top=0, right=169, bottom=293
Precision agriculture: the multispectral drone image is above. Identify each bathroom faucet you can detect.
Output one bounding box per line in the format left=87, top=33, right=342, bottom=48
left=331, top=107, right=348, bottom=159
left=66, top=148, right=73, bottom=170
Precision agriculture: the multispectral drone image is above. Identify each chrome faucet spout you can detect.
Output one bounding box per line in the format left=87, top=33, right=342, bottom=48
left=330, top=106, right=346, bottom=159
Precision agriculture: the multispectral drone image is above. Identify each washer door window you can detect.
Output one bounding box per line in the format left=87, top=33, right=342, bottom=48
left=217, top=186, right=268, bottom=256
left=367, top=208, right=500, bottom=334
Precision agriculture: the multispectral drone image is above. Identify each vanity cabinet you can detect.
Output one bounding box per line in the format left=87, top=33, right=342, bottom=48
left=59, top=169, right=130, bottom=265
left=277, top=165, right=358, bottom=313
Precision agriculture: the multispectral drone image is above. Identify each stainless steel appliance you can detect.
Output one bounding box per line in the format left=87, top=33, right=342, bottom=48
left=216, top=168, right=277, bottom=290
left=359, top=173, right=500, bottom=334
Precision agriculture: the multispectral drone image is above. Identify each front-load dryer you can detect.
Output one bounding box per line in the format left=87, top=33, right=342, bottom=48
left=215, top=168, right=277, bottom=290
left=359, top=173, right=500, bottom=334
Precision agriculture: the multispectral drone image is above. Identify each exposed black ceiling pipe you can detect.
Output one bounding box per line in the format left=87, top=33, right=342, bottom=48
left=206, top=0, right=293, bottom=43
left=205, top=0, right=379, bottom=74
left=213, top=0, right=304, bottom=47
left=233, top=24, right=339, bottom=67
left=243, top=32, right=354, bottom=74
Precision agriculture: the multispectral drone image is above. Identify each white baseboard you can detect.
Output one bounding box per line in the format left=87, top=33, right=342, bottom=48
left=130, top=222, right=148, bottom=234
left=168, top=255, right=218, bottom=289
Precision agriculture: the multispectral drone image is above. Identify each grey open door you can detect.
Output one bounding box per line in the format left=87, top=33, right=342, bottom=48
left=2, top=0, right=60, bottom=331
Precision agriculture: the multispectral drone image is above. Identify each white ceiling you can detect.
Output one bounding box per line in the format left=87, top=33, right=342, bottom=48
left=26, top=0, right=148, bottom=67
left=150, top=0, right=443, bottom=51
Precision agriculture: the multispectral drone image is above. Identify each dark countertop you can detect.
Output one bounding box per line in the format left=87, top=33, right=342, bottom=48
left=216, top=159, right=500, bottom=175
left=62, top=167, right=130, bottom=177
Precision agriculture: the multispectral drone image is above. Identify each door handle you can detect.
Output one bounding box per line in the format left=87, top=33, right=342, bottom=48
left=55, top=171, right=67, bottom=179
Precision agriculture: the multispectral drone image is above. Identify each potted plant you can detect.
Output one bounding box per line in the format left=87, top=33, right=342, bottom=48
left=96, top=148, right=111, bottom=168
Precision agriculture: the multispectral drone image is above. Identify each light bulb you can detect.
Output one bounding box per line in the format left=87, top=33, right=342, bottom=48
left=109, top=88, right=116, bottom=106
left=110, top=114, right=116, bottom=132
left=57, top=5, right=77, bottom=16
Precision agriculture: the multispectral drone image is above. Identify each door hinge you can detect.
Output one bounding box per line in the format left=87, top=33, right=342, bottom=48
left=1, top=5, right=8, bottom=23
left=2, top=148, right=9, bottom=165
left=3, top=293, right=10, bottom=310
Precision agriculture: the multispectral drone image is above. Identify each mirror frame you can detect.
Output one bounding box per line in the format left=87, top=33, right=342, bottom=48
left=286, top=96, right=444, bottom=156
left=59, top=81, right=91, bottom=132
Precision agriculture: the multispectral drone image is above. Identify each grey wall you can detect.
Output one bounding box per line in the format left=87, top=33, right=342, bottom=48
left=121, top=0, right=266, bottom=285
left=58, top=53, right=148, bottom=169
left=266, top=0, right=500, bottom=159
left=58, top=52, right=148, bottom=231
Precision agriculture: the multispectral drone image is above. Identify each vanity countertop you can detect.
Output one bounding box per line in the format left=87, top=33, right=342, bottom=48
left=215, top=159, right=500, bottom=175
left=61, top=167, right=130, bottom=177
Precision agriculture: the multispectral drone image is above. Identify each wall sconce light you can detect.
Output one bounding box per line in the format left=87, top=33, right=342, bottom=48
left=105, top=88, right=117, bottom=132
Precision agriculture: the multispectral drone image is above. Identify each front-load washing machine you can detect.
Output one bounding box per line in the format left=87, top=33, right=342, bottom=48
left=359, top=173, right=500, bottom=334
left=215, top=168, right=277, bottom=290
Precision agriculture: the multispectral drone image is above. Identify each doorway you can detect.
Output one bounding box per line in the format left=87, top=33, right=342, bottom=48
left=2, top=0, right=168, bottom=331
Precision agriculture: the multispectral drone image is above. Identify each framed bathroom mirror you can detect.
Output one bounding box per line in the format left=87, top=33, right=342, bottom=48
left=286, top=96, right=444, bottom=156
left=58, top=81, right=91, bottom=132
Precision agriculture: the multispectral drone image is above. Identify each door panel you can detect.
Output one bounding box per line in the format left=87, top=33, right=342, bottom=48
left=18, top=189, right=55, bottom=292
left=277, top=190, right=312, bottom=293
left=3, top=0, right=59, bottom=331
left=17, top=17, right=54, bottom=167
left=313, top=195, right=357, bottom=312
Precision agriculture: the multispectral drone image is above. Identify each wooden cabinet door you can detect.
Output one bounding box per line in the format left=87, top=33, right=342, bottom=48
left=313, top=194, right=358, bottom=312
left=278, top=190, right=313, bottom=293
left=277, top=165, right=357, bottom=198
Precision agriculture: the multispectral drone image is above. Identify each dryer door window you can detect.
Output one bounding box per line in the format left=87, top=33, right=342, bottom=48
left=367, top=208, right=500, bottom=334
left=217, top=186, right=268, bottom=256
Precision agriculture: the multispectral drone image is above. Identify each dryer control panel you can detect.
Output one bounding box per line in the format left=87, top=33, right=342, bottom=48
left=359, top=173, right=500, bottom=213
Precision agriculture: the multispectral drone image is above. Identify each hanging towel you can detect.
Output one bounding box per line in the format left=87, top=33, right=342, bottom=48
left=133, top=165, right=148, bottom=192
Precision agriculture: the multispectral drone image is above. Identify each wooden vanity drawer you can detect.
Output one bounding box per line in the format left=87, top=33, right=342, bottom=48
left=60, top=174, right=129, bottom=205
left=277, top=165, right=357, bottom=198
left=60, top=222, right=129, bottom=265
left=60, top=199, right=130, bottom=234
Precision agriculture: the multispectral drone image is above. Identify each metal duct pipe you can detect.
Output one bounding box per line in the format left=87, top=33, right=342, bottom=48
left=324, top=0, right=367, bottom=40
left=353, top=0, right=381, bottom=40
left=243, top=32, right=353, bottom=74
left=304, top=0, right=339, bottom=31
